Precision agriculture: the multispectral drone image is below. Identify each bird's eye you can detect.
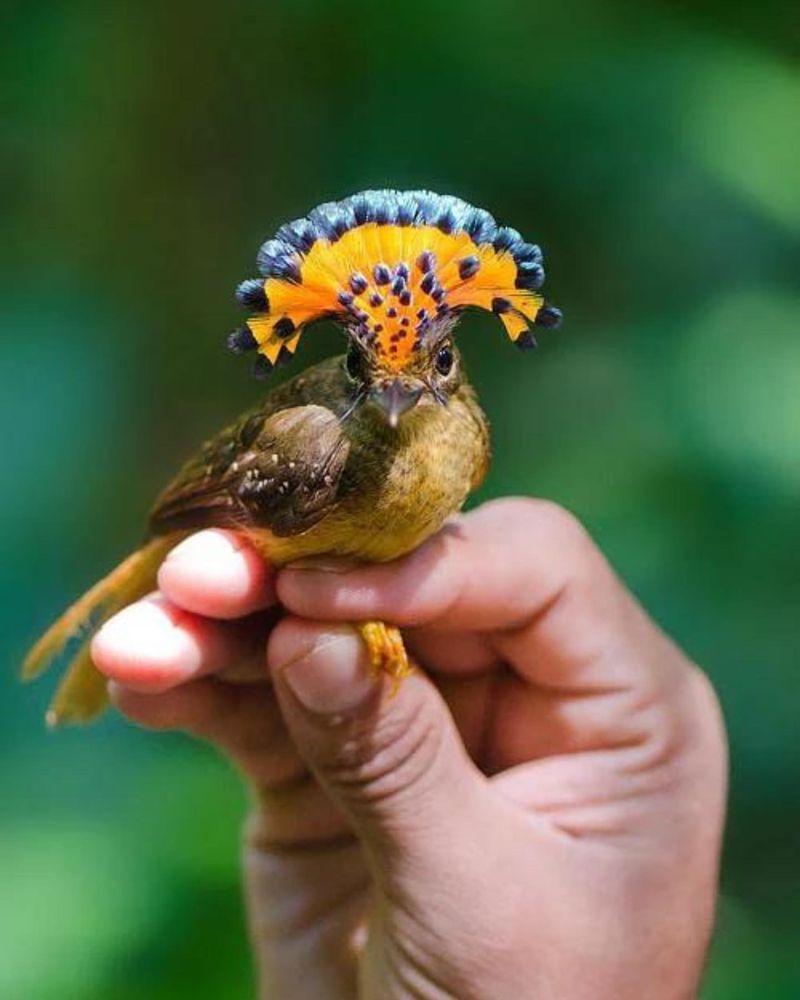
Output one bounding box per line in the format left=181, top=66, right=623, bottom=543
left=345, top=343, right=365, bottom=382
left=434, top=344, right=454, bottom=377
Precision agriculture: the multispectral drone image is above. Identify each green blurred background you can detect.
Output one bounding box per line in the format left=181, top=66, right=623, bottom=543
left=2, top=1, right=798, bottom=996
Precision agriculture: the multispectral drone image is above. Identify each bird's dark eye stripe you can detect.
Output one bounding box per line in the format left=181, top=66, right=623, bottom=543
left=345, top=344, right=365, bottom=380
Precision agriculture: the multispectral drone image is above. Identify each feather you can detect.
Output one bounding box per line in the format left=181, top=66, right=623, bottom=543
left=22, top=534, right=183, bottom=726
left=232, top=190, right=561, bottom=375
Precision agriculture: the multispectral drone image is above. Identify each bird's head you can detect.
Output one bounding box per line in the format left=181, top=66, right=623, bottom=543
left=343, top=312, right=462, bottom=428
left=228, top=190, right=562, bottom=427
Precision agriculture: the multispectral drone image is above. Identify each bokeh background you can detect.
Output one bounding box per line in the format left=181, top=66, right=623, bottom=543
left=2, top=1, right=798, bottom=997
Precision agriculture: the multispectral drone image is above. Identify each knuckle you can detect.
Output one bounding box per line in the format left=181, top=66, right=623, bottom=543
left=481, top=496, right=592, bottom=552
left=683, top=664, right=728, bottom=755
left=529, top=498, right=591, bottom=549
left=628, top=661, right=727, bottom=773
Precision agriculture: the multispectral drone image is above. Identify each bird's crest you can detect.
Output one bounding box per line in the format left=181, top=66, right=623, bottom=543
left=228, top=190, right=562, bottom=376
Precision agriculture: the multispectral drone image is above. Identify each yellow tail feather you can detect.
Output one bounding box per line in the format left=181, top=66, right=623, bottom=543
left=22, top=534, right=184, bottom=726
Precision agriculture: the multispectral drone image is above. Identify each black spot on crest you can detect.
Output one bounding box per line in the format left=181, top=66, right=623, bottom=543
left=515, top=329, right=538, bottom=350
left=436, top=209, right=456, bottom=234
left=236, top=279, right=269, bottom=312
left=350, top=273, right=368, bottom=295
left=275, top=217, right=317, bottom=254
left=534, top=303, right=563, bottom=328
left=273, top=317, right=296, bottom=338
left=252, top=354, right=273, bottom=379
left=492, top=226, right=523, bottom=255
left=416, top=250, right=436, bottom=273
left=458, top=255, right=480, bottom=280
left=515, top=261, right=545, bottom=290
left=228, top=325, right=258, bottom=354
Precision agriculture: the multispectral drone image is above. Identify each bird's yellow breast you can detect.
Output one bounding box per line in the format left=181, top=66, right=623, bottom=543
left=247, top=388, right=489, bottom=566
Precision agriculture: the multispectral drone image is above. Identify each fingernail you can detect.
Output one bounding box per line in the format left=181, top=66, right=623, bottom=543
left=95, top=598, right=177, bottom=645
left=280, top=627, right=376, bottom=714
left=165, top=529, right=242, bottom=565
left=284, top=557, right=358, bottom=574
left=91, top=599, right=203, bottom=685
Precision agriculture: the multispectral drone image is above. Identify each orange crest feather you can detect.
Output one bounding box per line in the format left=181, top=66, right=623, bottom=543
left=229, top=190, right=561, bottom=375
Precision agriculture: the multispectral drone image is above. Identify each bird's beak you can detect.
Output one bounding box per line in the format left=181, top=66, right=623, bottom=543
left=370, top=379, right=424, bottom=429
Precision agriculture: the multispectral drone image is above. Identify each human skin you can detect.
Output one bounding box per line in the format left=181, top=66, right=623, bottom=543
left=91, top=498, right=727, bottom=1000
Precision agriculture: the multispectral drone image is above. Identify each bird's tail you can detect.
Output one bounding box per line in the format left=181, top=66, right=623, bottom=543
left=21, top=533, right=183, bottom=727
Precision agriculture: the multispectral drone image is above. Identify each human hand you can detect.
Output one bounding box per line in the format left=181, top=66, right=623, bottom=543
left=92, top=499, right=727, bottom=999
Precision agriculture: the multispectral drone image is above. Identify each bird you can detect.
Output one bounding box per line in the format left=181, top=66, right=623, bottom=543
left=22, top=189, right=562, bottom=726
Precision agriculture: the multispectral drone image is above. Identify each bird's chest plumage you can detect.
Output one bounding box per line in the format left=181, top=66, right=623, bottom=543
left=253, top=391, right=488, bottom=565
left=341, top=398, right=487, bottom=561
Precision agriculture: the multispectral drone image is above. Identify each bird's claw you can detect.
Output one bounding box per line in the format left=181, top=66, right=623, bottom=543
left=356, top=621, right=413, bottom=694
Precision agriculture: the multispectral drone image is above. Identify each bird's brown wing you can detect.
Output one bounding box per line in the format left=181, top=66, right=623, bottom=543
left=149, top=403, right=351, bottom=538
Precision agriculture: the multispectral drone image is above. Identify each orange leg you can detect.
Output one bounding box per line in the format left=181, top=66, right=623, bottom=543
left=356, top=621, right=414, bottom=693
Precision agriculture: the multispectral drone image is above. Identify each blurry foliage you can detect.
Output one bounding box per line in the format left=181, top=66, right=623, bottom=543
left=1, top=0, right=798, bottom=996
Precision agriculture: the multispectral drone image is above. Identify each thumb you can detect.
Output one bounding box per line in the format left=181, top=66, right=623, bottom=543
left=267, top=617, right=487, bottom=878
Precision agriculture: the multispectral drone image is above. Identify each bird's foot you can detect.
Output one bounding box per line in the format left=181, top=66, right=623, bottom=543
left=356, top=621, right=413, bottom=693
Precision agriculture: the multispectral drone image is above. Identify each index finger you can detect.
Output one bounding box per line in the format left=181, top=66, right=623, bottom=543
left=276, top=498, right=681, bottom=692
